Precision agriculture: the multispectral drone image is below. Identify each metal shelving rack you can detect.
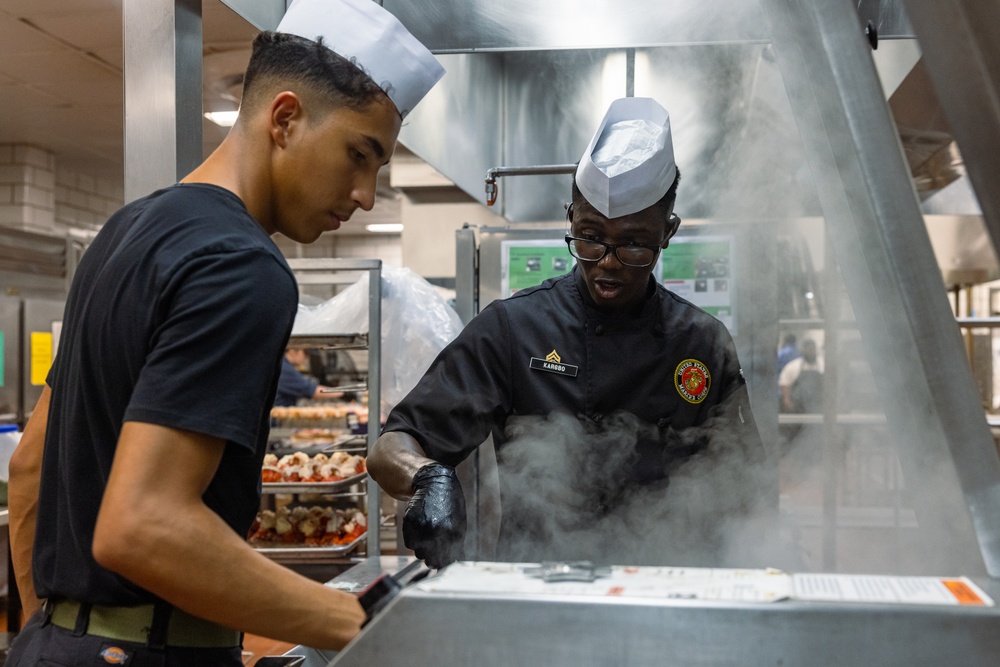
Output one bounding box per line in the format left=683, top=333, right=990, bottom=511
left=270, top=258, right=383, bottom=561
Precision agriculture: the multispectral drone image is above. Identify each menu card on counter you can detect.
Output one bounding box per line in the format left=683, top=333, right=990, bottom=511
left=791, top=573, right=994, bottom=606
left=416, top=562, right=995, bottom=607
left=417, top=562, right=792, bottom=602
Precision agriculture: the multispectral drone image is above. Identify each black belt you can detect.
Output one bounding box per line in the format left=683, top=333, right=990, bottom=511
left=45, top=598, right=241, bottom=649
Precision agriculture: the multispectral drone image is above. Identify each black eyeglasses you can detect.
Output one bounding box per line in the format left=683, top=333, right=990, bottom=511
left=565, top=235, right=663, bottom=268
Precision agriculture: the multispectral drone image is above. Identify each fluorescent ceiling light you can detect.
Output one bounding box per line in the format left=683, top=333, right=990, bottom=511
left=366, top=223, right=404, bottom=233
left=204, top=110, right=239, bottom=127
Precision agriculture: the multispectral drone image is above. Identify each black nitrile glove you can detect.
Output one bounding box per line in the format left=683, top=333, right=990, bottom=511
left=403, top=462, right=466, bottom=569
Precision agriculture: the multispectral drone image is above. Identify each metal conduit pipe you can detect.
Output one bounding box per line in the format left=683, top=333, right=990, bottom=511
left=484, top=164, right=578, bottom=206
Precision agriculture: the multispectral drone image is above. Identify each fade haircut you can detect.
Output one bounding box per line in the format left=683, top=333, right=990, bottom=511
left=569, top=167, right=682, bottom=224
left=240, top=31, right=390, bottom=119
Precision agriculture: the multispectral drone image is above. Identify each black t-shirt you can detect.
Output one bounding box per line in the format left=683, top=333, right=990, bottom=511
left=35, top=183, right=298, bottom=605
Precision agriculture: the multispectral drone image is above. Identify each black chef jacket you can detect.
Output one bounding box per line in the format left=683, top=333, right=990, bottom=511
left=384, top=267, right=766, bottom=560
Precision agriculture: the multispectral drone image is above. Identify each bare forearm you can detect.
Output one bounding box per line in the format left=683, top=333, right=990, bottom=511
left=94, top=421, right=363, bottom=650
left=8, top=385, right=51, bottom=616
left=95, top=498, right=363, bottom=650
left=368, top=431, right=435, bottom=500
left=312, top=386, right=343, bottom=401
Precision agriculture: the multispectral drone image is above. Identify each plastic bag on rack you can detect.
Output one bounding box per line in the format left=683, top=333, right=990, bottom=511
left=292, top=265, right=464, bottom=413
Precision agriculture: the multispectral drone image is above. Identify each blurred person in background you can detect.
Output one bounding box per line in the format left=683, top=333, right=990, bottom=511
left=777, top=333, right=800, bottom=375
left=5, top=0, right=443, bottom=664
left=274, top=347, right=344, bottom=407
left=779, top=338, right=824, bottom=414
left=370, top=97, right=769, bottom=570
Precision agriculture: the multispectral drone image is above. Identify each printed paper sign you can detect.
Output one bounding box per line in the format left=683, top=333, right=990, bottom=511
left=30, top=332, right=53, bottom=386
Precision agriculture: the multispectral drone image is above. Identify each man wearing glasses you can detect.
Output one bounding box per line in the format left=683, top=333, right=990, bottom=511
left=370, top=97, right=767, bottom=569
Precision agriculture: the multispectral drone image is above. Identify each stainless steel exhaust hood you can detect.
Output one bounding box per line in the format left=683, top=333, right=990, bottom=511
left=195, top=0, right=1000, bottom=575
left=387, top=0, right=1000, bottom=577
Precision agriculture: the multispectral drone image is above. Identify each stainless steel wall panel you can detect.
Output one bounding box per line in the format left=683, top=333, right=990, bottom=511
left=0, top=297, right=21, bottom=423
left=638, top=45, right=818, bottom=221
left=398, top=53, right=505, bottom=214
left=383, top=0, right=770, bottom=52
left=218, top=0, right=285, bottom=31
left=760, top=0, right=1000, bottom=575
left=417, top=44, right=819, bottom=223
left=501, top=50, right=604, bottom=222
left=123, top=0, right=204, bottom=203
left=454, top=226, right=477, bottom=325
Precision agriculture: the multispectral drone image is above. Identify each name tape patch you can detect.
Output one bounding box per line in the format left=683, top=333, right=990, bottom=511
left=530, top=357, right=579, bottom=377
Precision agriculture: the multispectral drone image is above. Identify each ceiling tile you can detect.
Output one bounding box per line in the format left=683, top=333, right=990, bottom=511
left=30, top=9, right=123, bottom=52
left=91, top=47, right=124, bottom=68
left=0, top=82, right=70, bottom=108
left=2, top=50, right=119, bottom=85
left=204, top=0, right=261, bottom=45
left=0, top=14, right=68, bottom=55
left=2, top=0, right=121, bottom=17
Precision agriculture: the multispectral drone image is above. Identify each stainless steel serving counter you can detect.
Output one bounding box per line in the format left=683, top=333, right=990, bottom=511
left=312, top=560, right=1000, bottom=667
left=278, top=556, right=422, bottom=667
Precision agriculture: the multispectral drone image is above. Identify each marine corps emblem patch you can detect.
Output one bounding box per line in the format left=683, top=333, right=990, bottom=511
left=675, top=358, right=711, bottom=404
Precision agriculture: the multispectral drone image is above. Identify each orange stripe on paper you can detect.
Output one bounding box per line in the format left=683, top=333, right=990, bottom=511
left=942, top=579, right=985, bottom=605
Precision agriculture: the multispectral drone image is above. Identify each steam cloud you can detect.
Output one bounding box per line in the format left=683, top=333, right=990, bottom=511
left=489, top=398, right=786, bottom=569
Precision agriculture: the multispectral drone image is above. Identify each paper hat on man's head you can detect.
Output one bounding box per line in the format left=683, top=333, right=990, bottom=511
left=575, top=97, right=677, bottom=219
left=277, top=0, right=445, bottom=118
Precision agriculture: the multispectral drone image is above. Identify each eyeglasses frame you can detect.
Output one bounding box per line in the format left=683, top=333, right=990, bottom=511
left=564, top=234, right=665, bottom=268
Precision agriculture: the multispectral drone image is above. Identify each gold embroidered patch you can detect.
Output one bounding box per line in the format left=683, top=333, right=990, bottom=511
left=674, top=358, right=711, bottom=404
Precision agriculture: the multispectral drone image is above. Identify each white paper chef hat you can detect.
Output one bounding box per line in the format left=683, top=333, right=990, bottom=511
left=277, top=0, right=445, bottom=118
left=575, top=97, right=677, bottom=219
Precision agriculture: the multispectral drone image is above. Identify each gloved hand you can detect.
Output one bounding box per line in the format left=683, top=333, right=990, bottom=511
left=402, top=462, right=466, bottom=569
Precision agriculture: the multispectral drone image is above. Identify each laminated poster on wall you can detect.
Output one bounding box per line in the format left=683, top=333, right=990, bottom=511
left=661, top=235, right=736, bottom=334
left=500, top=239, right=575, bottom=298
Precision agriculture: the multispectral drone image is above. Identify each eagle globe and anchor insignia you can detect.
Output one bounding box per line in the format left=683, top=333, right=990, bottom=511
left=529, top=349, right=579, bottom=377
left=675, top=358, right=711, bottom=404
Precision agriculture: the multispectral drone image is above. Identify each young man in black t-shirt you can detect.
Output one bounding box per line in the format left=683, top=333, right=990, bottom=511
left=5, top=0, right=443, bottom=664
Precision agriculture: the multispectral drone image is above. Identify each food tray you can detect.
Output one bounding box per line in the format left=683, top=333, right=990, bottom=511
left=251, top=531, right=367, bottom=562
left=287, top=333, right=368, bottom=350
left=268, top=435, right=366, bottom=458
left=261, top=472, right=368, bottom=494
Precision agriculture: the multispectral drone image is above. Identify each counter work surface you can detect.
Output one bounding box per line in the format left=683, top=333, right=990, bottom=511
left=283, top=559, right=1000, bottom=667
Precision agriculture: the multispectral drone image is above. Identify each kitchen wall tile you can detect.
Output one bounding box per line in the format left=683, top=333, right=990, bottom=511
left=12, top=145, right=52, bottom=171
left=0, top=165, right=25, bottom=185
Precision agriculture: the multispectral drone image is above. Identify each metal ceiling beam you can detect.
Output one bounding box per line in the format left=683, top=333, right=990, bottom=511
left=760, top=0, right=1000, bottom=575
left=903, top=1, right=1000, bottom=264
left=123, top=0, right=203, bottom=202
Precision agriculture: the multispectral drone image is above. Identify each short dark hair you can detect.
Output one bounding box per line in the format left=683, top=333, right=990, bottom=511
left=570, top=167, right=682, bottom=223
left=240, top=31, right=390, bottom=117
